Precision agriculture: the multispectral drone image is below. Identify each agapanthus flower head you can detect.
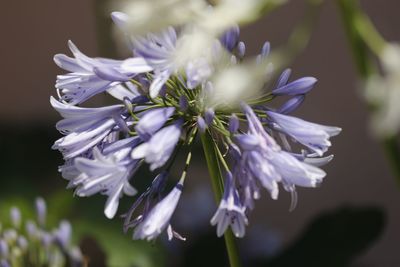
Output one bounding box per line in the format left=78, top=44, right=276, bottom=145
left=0, top=198, right=84, bottom=266
left=52, top=10, right=340, bottom=242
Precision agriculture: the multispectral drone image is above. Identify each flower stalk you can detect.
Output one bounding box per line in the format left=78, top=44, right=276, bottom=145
left=200, top=131, right=242, bottom=267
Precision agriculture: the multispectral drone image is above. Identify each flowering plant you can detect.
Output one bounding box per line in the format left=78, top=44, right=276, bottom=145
left=51, top=1, right=340, bottom=266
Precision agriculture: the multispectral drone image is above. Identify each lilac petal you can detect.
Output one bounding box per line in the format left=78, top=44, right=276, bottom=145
left=135, top=107, right=175, bottom=140
left=229, top=114, right=239, bottom=133
left=277, top=95, right=305, bottom=114
left=267, top=111, right=341, bottom=156
left=121, top=57, right=153, bottom=73
left=271, top=151, right=326, bottom=187
left=205, top=108, right=215, bottom=125
left=197, top=116, right=207, bottom=133
left=220, top=25, right=240, bottom=51
left=107, top=84, right=139, bottom=101
left=104, top=182, right=125, bottom=218
left=73, top=148, right=139, bottom=218
left=111, top=11, right=129, bottom=29
left=272, top=77, right=317, bottom=95
left=131, top=122, right=182, bottom=171
left=54, top=54, right=87, bottom=73
left=235, top=134, right=260, bottom=150
left=304, top=155, right=334, bottom=167
left=94, top=66, right=131, bottom=82
left=133, top=179, right=184, bottom=241
left=103, top=137, right=141, bottom=155
left=276, top=68, right=292, bottom=88
left=67, top=40, right=97, bottom=70
left=149, top=71, right=170, bottom=98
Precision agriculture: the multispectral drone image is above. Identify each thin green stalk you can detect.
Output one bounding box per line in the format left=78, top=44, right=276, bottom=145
left=200, top=132, right=242, bottom=267
left=337, top=0, right=400, bottom=186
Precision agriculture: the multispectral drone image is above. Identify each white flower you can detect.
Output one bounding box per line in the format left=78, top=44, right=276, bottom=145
left=365, top=43, right=400, bottom=137
left=112, top=0, right=205, bottom=36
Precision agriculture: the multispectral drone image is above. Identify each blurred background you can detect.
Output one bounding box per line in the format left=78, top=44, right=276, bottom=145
left=1, top=0, right=399, bottom=266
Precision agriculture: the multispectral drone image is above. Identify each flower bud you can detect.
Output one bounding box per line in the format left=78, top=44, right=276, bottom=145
left=197, top=116, right=207, bottom=133
left=238, top=42, right=246, bottom=58
left=179, top=96, right=189, bottom=111
left=35, top=197, right=47, bottom=227
left=10, top=207, right=21, bottom=228
left=205, top=108, right=215, bottom=125
left=0, top=240, right=8, bottom=258
left=277, top=95, right=305, bottom=114
left=272, top=77, right=317, bottom=96
left=54, top=220, right=72, bottom=249
left=229, top=114, right=239, bottom=133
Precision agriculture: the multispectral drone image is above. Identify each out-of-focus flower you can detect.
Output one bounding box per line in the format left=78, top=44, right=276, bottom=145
left=0, top=198, right=84, bottom=266
left=54, top=41, right=152, bottom=105
left=365, top=43, right=400, bottom=137
left=111, top=0, right=205, bottom=36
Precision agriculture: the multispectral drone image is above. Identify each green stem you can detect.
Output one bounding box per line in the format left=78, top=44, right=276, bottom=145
left=337, top=0, right=400, bottom=186
left=200, top=132, right=242, bottom=267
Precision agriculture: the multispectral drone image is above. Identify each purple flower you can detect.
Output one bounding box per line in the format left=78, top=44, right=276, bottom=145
left=220, top=26, right=240, bottom=51
left=272, top=76, right=317, bottom=95
left=133, top=178, right=184, bottom=241
left=229, top=114, right=239, bottom=133
left=35, top=197, right=47, bottom=227
left=50, top=96, right=125, bottom=159
left=0, top=260, right=10, bottom=267
left=131, top=121, right=182, bottom=171
left=211, top=172, right=248, bottom=238
left=72, top=140, right=140, bottom=218
left=0, top=240, right=8, bottom=258
left=267, top=111, right=342, bottom=156
left=197, top=116, right=207, bottom=133
left=54, top=41, right=152, bottom=104
left=51, top=14, right=342, bottom=241
left=235, top=104, right=329, bottom=206
left=277, top=95, right=305, bottom=114
left=133, top=27, right=177, bottom=98
left=10, top=207, right=21, bottom=228
left=205, top=108, right=215, bottom=125
left=54, top=220, right=72, bottom=249
left=135, top=107, right=175, bottom=140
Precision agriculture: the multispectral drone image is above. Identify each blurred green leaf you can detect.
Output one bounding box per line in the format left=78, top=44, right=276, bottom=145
left=73, top=220, right=166, bottom=267
left=251, top=206, right=385, bottom=267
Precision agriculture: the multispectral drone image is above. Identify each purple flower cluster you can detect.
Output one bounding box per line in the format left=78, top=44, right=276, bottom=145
left=0, top=198, right=83, bottom=267
left=51, top=12, right=341, bottom=241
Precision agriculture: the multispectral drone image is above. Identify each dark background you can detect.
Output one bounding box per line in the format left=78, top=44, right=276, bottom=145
left=1, top=1, right=399, bottom=266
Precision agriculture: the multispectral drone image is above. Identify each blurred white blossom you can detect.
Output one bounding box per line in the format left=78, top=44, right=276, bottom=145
left=112, top=0, right=286, bottom=82
left=365, top=43, right=400, bottom=137
left=112, top=0, right=205, bottom=36
left=205, top=59, right=274, bottom=109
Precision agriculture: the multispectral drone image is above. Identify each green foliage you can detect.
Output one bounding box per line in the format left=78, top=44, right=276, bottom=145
left=251, top=206, right=385, bottom=267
